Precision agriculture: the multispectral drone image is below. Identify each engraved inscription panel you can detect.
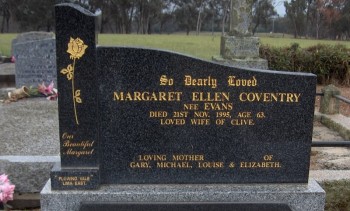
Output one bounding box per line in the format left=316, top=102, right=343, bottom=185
left=97, top=47, right=316, bottom=184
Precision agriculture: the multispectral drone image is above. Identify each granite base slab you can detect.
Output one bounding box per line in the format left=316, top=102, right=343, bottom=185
left=220, top=36, right=260, bottom=58
left=213, top=55, right=268, bottom=70
left=0, top=156, right=59, bottom=193
left=40, top=179, right=325, bottom=211
left=79, top=202, right=292, bottom=211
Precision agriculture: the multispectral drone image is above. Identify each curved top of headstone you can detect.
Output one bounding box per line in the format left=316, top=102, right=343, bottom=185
left=12, top=31, right=55, bottom=45
left=11, top=31, right=55, bottom=55
left=56, top=3, right=98, bottom=17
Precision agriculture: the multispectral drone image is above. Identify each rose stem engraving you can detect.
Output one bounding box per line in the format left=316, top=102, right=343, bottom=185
left=60, top=37, right=88, bottom=125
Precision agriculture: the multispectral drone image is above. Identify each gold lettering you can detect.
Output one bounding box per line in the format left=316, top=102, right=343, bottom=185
left=192, top=92, right=230, bottom=102
left=125, top=92, right=133, bottom=101
left=63, top=140, right=94, bottom=149
left=159, top=92, right=167, bottom=101
left=190, top=119, right=210, bottom=125
left=63, top=181, right=73, bottom=186
left=62, top=133, right=74, bottom=140
left=184, top=75, right=217, bottom=89
left=139, top=154, right=167, bottom=161
left=74, top=181, right=86, bottom=186
left=156, top=162, right=192, bottom=168
left=271, top=93, right=278, bottom=102
left=130, top=162, right=151, bottom=168
left=113, top=92, right=123, bottom=101
left=160, top=119, right=186, bottom=125
left=173, top=111, right=189, bottom=118
left=65, top=149, right=94, bottom=157
left=286, top=93, right=294, bottom=102
left=237, top=112, right=251, bottom=118
left=172, top=155, right=204, bottom=161
left=198, top=162, right=224, bottom=168
left=240, top=162, right=282, bottom=168
left=183, top=104, right=199, bottom=110
left=239, top=92, right=301, bottom=103
left=58, top=176, right=90, bottom=186
left=114, top=92, right=182, bottom=101
left=194, top=111, right=210, bottom=118
left=204, top=103, right=233, bottom=111
left=134, top=92, right=142, bottom=101
left=58, top=176, right=78, bottom=181
left=294, top=93, right=301, bottom=102
left=228, top=76, right=257, bottom=87
left=149, top=111, right=168, bottom=118
left=279, top=93, right=287, bottom=102
left=231, top=119, right=255, bottom=126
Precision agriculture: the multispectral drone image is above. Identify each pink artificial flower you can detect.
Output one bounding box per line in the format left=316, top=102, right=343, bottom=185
left=0, top=174, right=15, bottom=204
left=0, top=174, right=9, bottom=184
left=11, top=56, right=16, bottom=63
left=46, top=88, right=58, bottom=101
left=38, top=81, right=55, bottom=96
left=0, top=183, right=15, bottom=203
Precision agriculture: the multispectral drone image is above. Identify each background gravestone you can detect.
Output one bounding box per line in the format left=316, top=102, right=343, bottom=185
left=12, top=32, right=56, bottom=87
left=213, top=0, right=268, bottom=69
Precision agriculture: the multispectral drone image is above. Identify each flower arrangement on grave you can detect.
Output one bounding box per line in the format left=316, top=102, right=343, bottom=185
left=0, top=174, right=15, bottom=210
left=6, top=81, right=58, bottom=102
left=60, top=37, right=88, bottom=125
left=35, top=81, right=59, bottom=100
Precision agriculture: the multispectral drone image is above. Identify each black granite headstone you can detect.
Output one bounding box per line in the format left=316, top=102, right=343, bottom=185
left=51, top=4, right=316, bottom=190
left=51, top=4, right=100, bottom=190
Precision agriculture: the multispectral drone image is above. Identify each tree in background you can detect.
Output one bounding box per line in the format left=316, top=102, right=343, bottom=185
left=194, top=0, right=208, bottom=35
left=158, top=0, right=175, bottom=34
left=305, top=0, right=314, bottom=38
left=252, top=0, right=277, bottom=35
left=320, top=0, right=344, bottom=39
left=11, top=0, right=55, bottom=31
left=335, top=0, right=350, bottom=39
left=173, top=0, right=197, bottom=35
left=284, top=0, right=307, bottom=38
left=0, top=0, right=11, bottom=33
left=89, top=0, right=114, bottom=33
left=110, top=0, right=135, bottom=34
left=0, top=0, right=348, bottom=40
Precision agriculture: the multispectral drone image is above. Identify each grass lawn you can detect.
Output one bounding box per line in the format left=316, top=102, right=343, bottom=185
left=98, top=34, right=221, bottom=60
left=0, top=33, right=17, bottom=57
left=1, top=32, right=349, bottom=59
left=261, top=36, right=350, bottom=48
left=322, top=180, right=350, bottom=211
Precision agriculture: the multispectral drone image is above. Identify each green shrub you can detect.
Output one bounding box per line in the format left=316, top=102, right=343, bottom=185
left=321, top=180, right=350, bottom=211
left=260, top=44, right=350, bottom=85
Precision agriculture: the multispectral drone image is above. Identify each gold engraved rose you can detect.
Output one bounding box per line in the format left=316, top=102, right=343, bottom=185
left=67, top=37, right=88, bottom=59
left=60, top=37, right=88, bottom=125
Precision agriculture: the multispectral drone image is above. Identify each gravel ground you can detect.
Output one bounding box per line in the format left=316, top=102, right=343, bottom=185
left=0, top=98, right=59, bottom=156
left=311, top=121, right=350, bottom=170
